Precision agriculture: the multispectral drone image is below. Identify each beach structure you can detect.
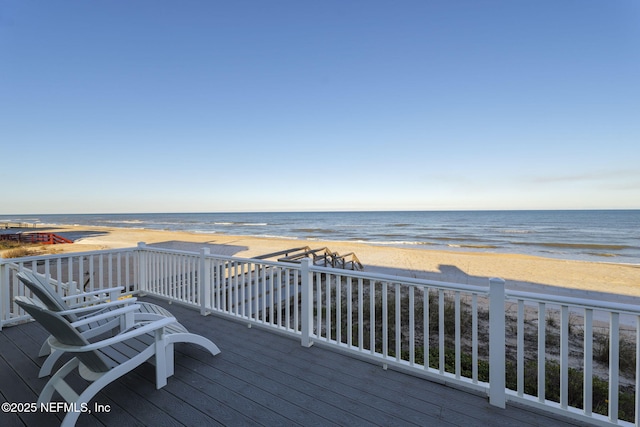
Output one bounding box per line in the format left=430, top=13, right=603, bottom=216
left=0, top=232, right=73, bottom=245
left=1, top=243, right=637, bottom=426
left=255, top=246, right=364, bottom=271
left=0, top=220, right=38, bottom=229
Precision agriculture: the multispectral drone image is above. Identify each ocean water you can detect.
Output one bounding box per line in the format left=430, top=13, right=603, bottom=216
left=1, top=210, right=638, bottom=264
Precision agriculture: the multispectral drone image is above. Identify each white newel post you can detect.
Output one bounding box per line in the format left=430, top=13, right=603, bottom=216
left=200, top=248, right=211, bottom=316
left=137, top=242, right=148, bottom=295
left=300, top=257, right=314, bottom=347
left=489, top=277, right=506, bottom=408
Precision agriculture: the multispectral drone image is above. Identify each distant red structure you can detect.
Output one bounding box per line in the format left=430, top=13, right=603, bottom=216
left=0, top=233, right=73, bottom=245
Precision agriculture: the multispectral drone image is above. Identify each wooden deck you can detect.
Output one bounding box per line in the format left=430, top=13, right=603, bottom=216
left=1, top=296, right=582, bottom=426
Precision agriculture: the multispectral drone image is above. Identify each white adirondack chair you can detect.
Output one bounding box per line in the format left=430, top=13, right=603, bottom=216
left=16, top=270, right=217, bottom=378
left=15, top=296, right=220, bottom=427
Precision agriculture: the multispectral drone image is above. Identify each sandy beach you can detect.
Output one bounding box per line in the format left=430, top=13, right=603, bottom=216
left=5, top=223, right=639, bottom=303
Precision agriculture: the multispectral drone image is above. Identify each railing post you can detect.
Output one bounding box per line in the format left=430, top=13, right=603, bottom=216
left=489, top=277, right=506, bottom=408
left=0, top=261, right=6, bottom=331
left=137, top=242, right=148, bottom=295
left=200, top=247, right=211, bottom=316
left=300, top=257, right=314, bottom=347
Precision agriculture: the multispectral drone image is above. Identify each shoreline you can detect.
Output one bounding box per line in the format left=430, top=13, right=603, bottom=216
left=10, top=223, right=640, bottom=303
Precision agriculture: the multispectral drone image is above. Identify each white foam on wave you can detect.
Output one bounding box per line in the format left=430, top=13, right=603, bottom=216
left=100, top=219, right=145, bottom=224
left=367, top=240, right=437, bottom=246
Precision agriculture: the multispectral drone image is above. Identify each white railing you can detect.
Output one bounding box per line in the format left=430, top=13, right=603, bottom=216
left=1, top=243, right=638, bottom=426
left=0, top=248, right=138, bottom=326
left=504, top=290, right=640, bottom=426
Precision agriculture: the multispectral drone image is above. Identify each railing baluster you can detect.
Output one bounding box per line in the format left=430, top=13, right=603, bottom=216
left=294, top=269, right=300, bottom=332
left=560, top=305, right=569, bottom=409
left=78, top=255, right=84, bottom=294
left=326, top=273, right=332, bottom=341
left=583, top=308, right=593, bottom=416
left=88, top=254, right=94, bottom=292
left=395, top=283, right=401, bottom=362
left=455, top=290, right=461, bottom=379
left=99, top=254, right=104, bottom=290
left=347, top=276, right=353, bottom=347
left=489, top=278, right=506, bottom=408
left=247, top=262, right=253, bottom=321
left=409, top=286, right=415, bottom=365
left=242, top=262, right=248, bottom=318
left=108, top=253, right=113, bottom=289
left=336, top=274, right=342, bottom=344
left=358, top=277, right=363, bottom=351
left=261, top=265, right=266, bottom=324
left=277, top=267, right=282, bottom=328
left=370, top=280, right=375, bottom=355
left=438, top=289, right=444, bottom=375
left=316, top=271, right=322, bottom=336
left=472, top=293, right=478, bottom=383
left=424, top=286, right=429, bottom=371
left=67, top=256, right=73, bottom=295
left=229, top=261, right=235, bottom=315
left=116, top=252, right=122, bottom=286
left=517, top=299, right=524, bottom=396
left=538, top=302, right=546, bottom=403
left=285, top=267, right=291, bottom=330
left=125, top=252, right=131, bottom=292
left=609, top=312, right=620, bottom=423
left=300, top=258, right=313, bottom=347
left=382, top=281, right=388, bottom=358
left=234, top=262, right=239, bottom=317
left=269, top=267, right=275, bottom=326
left=176, top=254, right=181, bottom=300
left=56, top=258, right=62, bottom=295
left=251, top=264, right=258, bottom=320
left=184, top=255, right=189, bottom=303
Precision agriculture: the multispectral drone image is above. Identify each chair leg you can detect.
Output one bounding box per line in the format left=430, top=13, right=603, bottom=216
left=39, top=339, right=52, bottom=357
left=60, top=347, right=156, bottom=426
left=165, top=343, right=175, bottom=378
left=37, top=358, right=81, bottom=405
left=39, top=349, right=65, bottom=378
left=154, top=330, right=168, bottom=389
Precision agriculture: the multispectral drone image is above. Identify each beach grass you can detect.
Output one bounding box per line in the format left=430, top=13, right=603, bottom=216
left=0, top=241, right=39, bottom=258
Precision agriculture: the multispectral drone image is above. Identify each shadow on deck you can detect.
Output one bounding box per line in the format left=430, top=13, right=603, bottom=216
left=0, top=297, right=582, bottom=426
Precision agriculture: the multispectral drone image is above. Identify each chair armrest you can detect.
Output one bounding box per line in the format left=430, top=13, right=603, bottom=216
left=51, top=316, right=177, bottom=352
left=57, top=297, right=138, bottom=318
left=65, top=296, right=111, bottom=309
left=61, top=286, right=125, bottom=302
left=68, top=303, right=140, bottom=328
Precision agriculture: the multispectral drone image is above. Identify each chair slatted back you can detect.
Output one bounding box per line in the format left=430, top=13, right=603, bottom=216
left=17, top=271, right=79, bottom=322
left=15, top=296, right=111, bottom=373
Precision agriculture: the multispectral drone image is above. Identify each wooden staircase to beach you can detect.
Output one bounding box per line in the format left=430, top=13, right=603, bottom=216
left=254, top=246, right=363, bottom=271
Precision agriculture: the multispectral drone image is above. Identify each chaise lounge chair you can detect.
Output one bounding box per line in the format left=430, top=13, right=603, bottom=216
left=15, top=295, right=220, bottom=427
left=16, top=270, right=215, bottom=377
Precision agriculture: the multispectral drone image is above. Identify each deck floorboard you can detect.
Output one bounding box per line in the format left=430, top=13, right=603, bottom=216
left=1, top=296, right=583, bottom=426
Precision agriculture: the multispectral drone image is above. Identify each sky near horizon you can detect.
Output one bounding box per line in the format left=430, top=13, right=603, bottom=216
left=1, top=1, right=639, bottom=214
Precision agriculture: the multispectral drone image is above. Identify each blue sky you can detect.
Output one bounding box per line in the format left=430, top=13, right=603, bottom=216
left=1, top=1, right=639, bottom=214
